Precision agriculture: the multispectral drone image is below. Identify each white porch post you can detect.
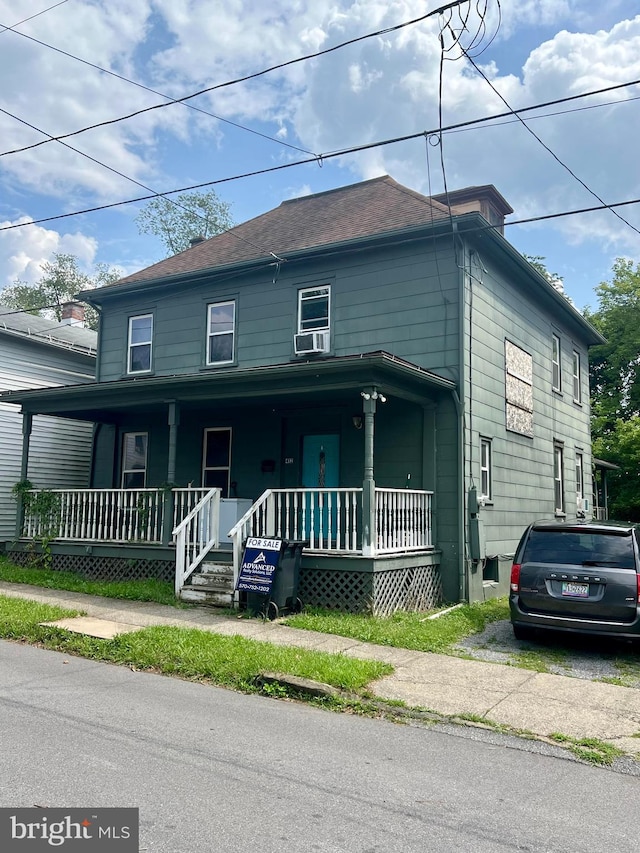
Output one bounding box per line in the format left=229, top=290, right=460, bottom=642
left=361, top=387, right=386, bottom=556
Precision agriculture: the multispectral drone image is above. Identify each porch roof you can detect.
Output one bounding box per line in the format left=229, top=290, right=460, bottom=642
left=2, top=350, right=456, bottom=421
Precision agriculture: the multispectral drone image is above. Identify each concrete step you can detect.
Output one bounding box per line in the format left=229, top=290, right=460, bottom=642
left=179, top=587, right=234, bottom=607
left=190, top=572, right=234, bottom=591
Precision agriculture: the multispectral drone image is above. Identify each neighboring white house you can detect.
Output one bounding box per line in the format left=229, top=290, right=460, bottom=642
left=0, top=303, right=96, bottom=544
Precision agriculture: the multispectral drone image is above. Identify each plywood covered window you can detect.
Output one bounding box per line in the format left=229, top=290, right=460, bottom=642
left=505, top=340, right=533, bottom=437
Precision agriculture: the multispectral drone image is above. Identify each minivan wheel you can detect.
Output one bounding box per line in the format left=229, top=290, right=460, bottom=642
left=513, top=624, right=535, bottom=642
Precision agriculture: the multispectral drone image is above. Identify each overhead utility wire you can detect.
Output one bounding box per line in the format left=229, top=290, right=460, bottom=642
left=0, top=105, right=280, bottom=260
left=2, top=77, right=637, bottom=233
left=0, top=17, right=314, bottom=156
left=461, top=48, right=640, bottom=238
left=0, top=0, right=71, bottom=34
left=0, top=0, right=469, bottom=159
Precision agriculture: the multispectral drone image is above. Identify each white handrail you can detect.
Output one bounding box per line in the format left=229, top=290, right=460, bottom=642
left=173, top=488, right=221, bottom=595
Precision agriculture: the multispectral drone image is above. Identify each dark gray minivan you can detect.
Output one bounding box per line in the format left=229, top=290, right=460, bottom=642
left=510, top=521, right=640, bottom=640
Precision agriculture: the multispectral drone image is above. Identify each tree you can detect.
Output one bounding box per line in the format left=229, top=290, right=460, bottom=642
left=135, top=190, right=233, bottom=256
left=523, top=254, right=568, bottom=298
left=1, top=253, right=120, bottom=331
left=583, top=258, right=640, bottom=434
left=585, top=258, right=640, bottom=520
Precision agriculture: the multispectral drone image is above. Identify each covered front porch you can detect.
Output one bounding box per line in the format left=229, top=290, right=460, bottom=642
left=4, top=352, right=458, bottom=613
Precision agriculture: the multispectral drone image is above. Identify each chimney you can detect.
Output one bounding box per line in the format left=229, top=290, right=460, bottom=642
left=431, top=186, right=513, bottom=235
left=189, top=235, right=206, bottom=247
left=60, top=301, right=86, bottom=326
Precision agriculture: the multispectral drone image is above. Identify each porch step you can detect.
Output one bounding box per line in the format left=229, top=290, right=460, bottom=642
left=179, top=562, right=234, bottom=607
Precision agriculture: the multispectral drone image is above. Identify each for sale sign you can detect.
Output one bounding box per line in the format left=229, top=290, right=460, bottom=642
left=236, top=537, right=282, bottom=595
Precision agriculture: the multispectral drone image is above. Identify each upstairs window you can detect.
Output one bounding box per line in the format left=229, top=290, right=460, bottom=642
left=576, top=451, right=584, bottom=502
left=480, top=438, right=492, bottom=501
left=572, top=350, right=581, bottom=403
left=121, top=432, right=148, bottom=488
left=552, top=334, right=561, bottom=392
left=128, top=314, right=153, bottom=373
left=207, top=301, right=235, bottom=365
left=298, top=285, right=330, bottom=333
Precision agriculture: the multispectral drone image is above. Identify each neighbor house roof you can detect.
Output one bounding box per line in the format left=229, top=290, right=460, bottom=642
left=0, top=304, right=97, bottom=356
left=110, top=176, right=458, bottom=288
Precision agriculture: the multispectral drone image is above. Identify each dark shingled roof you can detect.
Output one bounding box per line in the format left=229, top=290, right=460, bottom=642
left=0, top=304, right=97, bottom=355
left=114, top=175, right=459, bottom=287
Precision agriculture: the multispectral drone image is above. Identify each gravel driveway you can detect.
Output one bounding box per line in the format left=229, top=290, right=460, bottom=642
left=454, top=619, right=640, bottom=687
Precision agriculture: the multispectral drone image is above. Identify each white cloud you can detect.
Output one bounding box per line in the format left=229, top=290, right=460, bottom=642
left=0, top=219, right=98, bottom=289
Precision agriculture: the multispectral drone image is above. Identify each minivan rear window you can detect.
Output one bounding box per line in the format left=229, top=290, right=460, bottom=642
left=523, top=530, right=636, bottom=568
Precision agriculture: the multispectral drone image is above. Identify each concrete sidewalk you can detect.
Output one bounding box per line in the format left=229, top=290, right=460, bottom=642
left=2, top=580, right=640, bottom=756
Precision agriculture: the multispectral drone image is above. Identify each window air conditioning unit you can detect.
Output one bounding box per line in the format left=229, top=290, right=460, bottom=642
left=294, top=331, right=329, bottom=355
left=577, top=497, right=590, bottom=512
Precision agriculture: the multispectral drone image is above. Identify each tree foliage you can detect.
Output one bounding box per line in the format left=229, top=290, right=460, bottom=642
left=1, top=253, right=120, bottom=331
left=585, top=258, right=640, bottom=520
left=523, top=254, right=567, bottom=297
left=135, top=190, right=233, bottom=256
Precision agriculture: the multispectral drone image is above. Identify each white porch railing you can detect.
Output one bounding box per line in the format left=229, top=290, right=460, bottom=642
left=173, top=488, right=221, bottom=595
left=228, top=487, right=433, bottom=589
left=172, top=487, right=209, bottom=530
left=375, top=488, right=433, bottom=552
left=22, top=488, right=166, bottom=543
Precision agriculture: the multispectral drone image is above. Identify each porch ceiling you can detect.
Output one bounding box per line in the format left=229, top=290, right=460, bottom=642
left=2, top=351, right=455, bottom=422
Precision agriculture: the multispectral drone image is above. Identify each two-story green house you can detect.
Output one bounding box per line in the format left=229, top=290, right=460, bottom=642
left=3, top=176, right=604, bottom=613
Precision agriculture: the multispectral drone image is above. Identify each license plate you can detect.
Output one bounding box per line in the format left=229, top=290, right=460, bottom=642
left=562, top=581, right=589, bottom=598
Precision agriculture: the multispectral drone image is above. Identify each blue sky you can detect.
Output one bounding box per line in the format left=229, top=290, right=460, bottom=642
left=0, top=0, right=639, bottom=311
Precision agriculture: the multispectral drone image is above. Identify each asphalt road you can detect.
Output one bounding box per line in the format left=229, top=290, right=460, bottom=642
left=1, top=640, right=639, bottom=853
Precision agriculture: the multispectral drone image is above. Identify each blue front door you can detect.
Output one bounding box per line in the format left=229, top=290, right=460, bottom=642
left=302, top=434, right=339, bottom=542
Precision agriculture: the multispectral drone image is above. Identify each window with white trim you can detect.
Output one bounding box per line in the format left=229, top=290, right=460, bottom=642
left=480, top=438, right=492, bottom=501
left=128, top=314, right=153, bottom=373
left=576, top=452, right=584, bottom=503
left=554, top=444, right=565, bottom=514
left=298, top=285, right=330, bottom=333
left=207, top=301, right=235, bottom=365
left=202, top=428, right=232, bottom=498
left=572, top=350, right=581, bottom=403
left=552, top=334, right=561, bottom=392
left=121, top=432, right=148, bottom=488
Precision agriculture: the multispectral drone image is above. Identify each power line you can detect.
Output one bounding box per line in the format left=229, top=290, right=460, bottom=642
left=460, top=47, right=640, bottom=239
left=0, top=0, right=71, bottom=35
left=2, top=76, right=639, bottom=233
left=0, top=0, right=470, bottom=159
left=0, top=15, right=314, bottom=157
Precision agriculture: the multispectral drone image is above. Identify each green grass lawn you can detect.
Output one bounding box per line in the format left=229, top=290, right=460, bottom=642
left=0, top=557, right=178, bottom=606
left=0, top=595, right=390, bottom=693
left=284, top=598, right=510, bottom=653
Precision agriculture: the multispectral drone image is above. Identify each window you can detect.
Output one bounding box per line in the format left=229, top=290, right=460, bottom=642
left=298, top=285, right=330, bottom=333
left=207, top=301, right=235, bottom=365
left=121, top=432, right=148, bottom=488
left=552, top=334, right=561, bottom=392
left=128, top=315, right=153, bottom=373
left=202, top=428, right=232, bottom=497
left=576, top=451, right=584, bottom=503
left=554, top=444, right=564, bottom=514
left=480, top=438, right=492, bottom=500
left=572, top=350, right=581, bottom=403
left=505, top=340, right=533, bottom=437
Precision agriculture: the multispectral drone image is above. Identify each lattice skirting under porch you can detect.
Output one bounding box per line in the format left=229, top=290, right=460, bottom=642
left=6, top=549, right=174, bottom=583
left=299, top=564, right=442, bottom=616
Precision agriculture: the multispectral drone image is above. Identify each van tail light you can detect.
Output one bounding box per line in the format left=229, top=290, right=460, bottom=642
left=510, top=563, right=521, bottom=593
